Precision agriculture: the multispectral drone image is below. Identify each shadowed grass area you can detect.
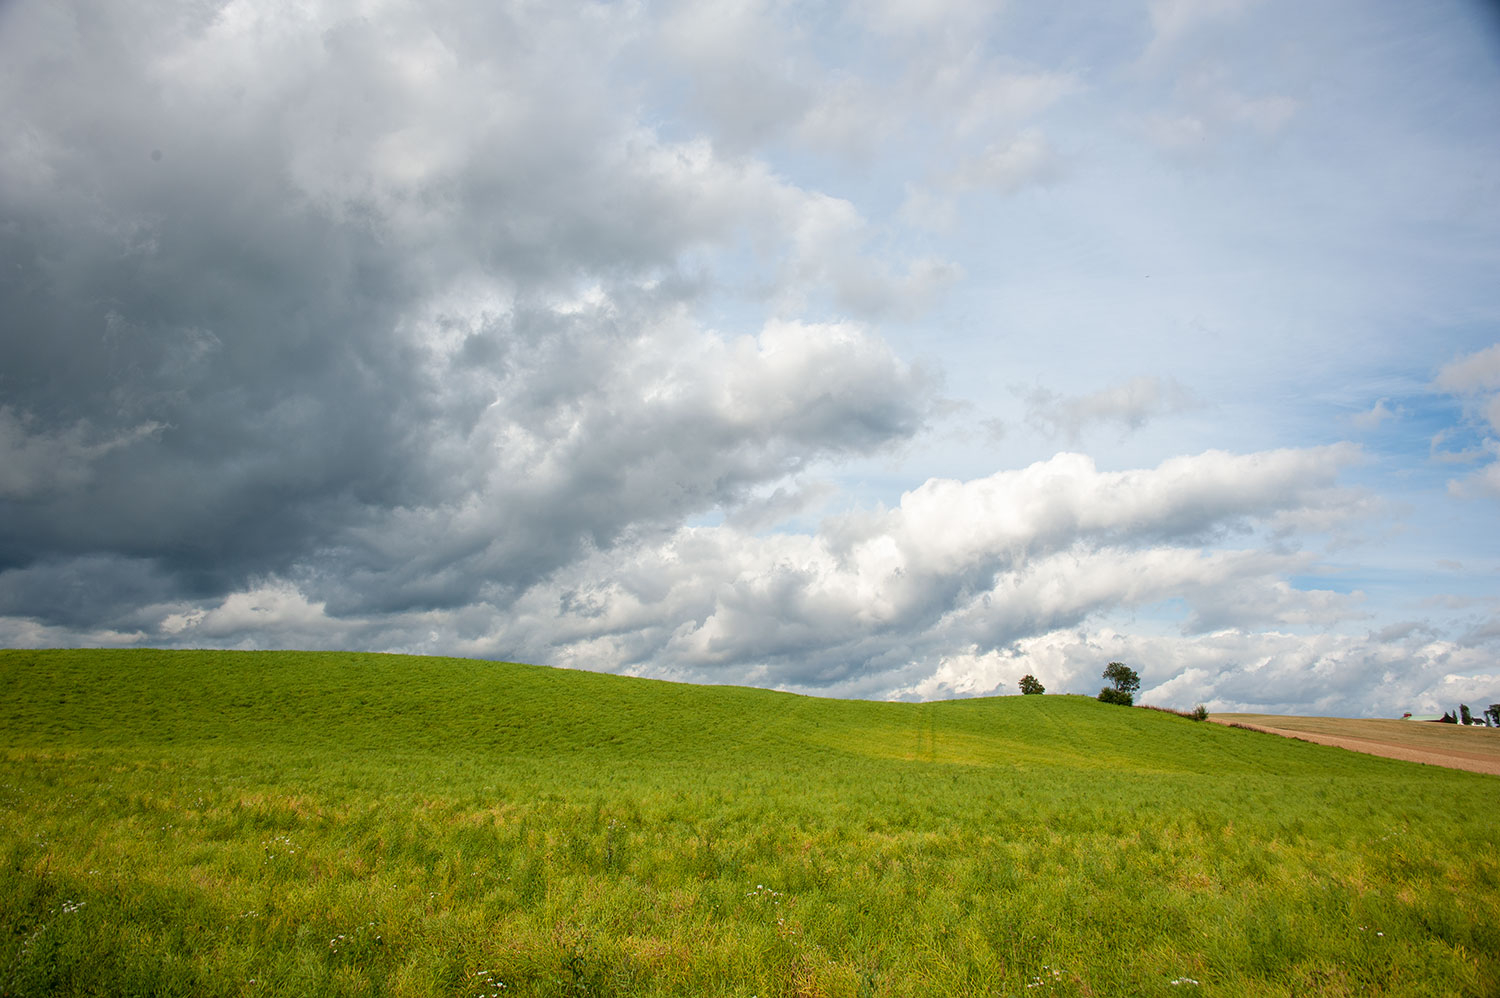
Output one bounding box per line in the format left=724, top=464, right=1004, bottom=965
left=2, top=649, right=1497, bottom=997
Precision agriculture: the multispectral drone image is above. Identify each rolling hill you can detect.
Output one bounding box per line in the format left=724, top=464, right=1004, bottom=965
left=2, top=649, right=1496, bottom=997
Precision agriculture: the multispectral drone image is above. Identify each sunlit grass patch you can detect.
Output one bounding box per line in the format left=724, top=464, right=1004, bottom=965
left=1, top=648, right=1497, bottom=997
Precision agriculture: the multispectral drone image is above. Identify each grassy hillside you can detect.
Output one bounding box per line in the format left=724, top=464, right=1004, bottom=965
left=1, top=649, right=1496, bottom=997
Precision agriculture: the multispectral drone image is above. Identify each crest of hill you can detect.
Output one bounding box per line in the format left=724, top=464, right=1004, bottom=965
left=0, top=649, right=1439, bottom=782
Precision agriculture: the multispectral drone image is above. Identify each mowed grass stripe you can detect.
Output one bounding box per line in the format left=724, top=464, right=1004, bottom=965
left=1, top=648, right=1496, bottom=998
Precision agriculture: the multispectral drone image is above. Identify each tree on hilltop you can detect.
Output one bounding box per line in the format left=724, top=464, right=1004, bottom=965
left=1097, top=661, right=1140, bottom=706
left=1018, top=674, right=1045, bottom=695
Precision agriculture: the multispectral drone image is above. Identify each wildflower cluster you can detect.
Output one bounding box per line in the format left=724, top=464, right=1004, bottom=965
left=745, top=884, right=798, bottom=940
left=261, top=834, right=297, bottom=860
left=1025, top=965, right=1064, bottom=989
left=328, top=921, right=383, bottom=957
left=472, top=968, right=508, bottom=996
left=4, top=897, right=92, bottom=990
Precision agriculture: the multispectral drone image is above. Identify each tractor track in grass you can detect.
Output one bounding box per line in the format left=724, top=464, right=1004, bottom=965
left=1211, top=714, right=1500, bottom=776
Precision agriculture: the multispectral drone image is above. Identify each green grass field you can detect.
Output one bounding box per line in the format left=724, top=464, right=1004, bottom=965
left=1, top=649, right=1496, bottom=997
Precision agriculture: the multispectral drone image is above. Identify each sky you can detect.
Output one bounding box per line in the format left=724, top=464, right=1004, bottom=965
left=2, top=0, right=1498, bottom=716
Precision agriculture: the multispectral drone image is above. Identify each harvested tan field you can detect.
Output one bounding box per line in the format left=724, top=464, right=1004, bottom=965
left=1212, top=713, right=1500, bottom=776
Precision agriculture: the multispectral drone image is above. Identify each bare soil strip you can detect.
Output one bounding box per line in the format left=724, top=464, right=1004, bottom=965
left=1210, top=714, right=1500, bottom=776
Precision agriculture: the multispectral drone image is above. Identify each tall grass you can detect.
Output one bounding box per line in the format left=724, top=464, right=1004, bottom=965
left=1, top=649, right=1496, bottom=997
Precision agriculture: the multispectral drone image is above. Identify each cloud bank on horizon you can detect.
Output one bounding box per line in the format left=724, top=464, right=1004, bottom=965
left=2, top=0, right=1498, bottom=715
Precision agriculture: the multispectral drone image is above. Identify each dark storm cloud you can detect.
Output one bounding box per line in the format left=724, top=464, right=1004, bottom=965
left=0, top=0, right=935, bottom=625
left=0, top=556, right=188, bottom=631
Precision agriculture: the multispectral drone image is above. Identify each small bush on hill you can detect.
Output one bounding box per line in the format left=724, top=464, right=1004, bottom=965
left=1018, top=674, right=1045, bottom=695
left=1138, top=704, right=1211, bottom=721
left=1098, top=662, right=1140, bottom=706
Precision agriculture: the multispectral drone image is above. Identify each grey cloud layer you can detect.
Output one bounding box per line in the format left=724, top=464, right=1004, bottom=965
left=71, top=445, right=1379, bottom=708
left=0, top=0, right=935, bottom=624
left=1020, top=376, right=1198, bottom=443
left=488, top=446, right=1369, bottom=689
left=1432, top=344, right=1500, bottom=498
